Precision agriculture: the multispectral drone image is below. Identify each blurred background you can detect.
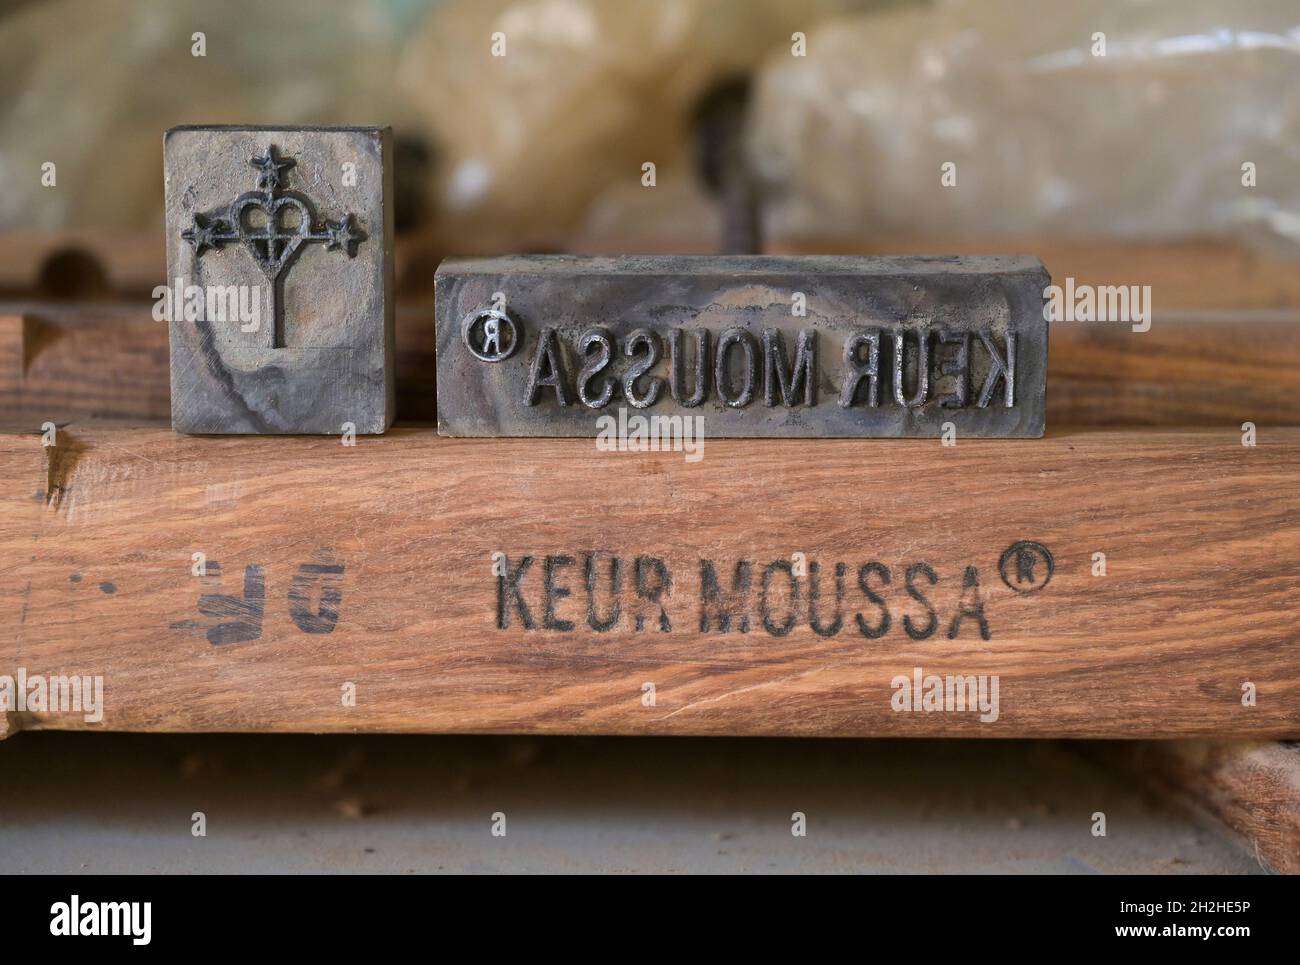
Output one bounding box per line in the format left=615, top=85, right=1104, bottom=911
left=2, top=0, right=1297, bottom=255
left=1, top=0, right=1297, bottom=874
left=3, top=0, right=1297, bottom=427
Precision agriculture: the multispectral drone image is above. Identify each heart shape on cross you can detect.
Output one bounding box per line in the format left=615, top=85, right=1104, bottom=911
left=230, top=191, right=317, bottom=279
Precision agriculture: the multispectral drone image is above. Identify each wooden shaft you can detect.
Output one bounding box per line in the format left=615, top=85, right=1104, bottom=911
left=3, top=305, right=1299, bottom=428
left=3, top=425, right=1297, bottom=738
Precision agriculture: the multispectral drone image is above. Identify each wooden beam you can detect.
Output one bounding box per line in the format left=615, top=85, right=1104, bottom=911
left=0, top=229, right=445, bottom=300
left=1, top=302, right=1298, bottom=429
left=3, top=425, right=1297, bottom=738
left=1049, top=312, right=1300, bottom=427
left=0, top=302, right=434, bottom=427
left=0, top=309, right=170, bottom=424
left=772, top=238, right=1300, bottom=312
left=0, top=231, right=162, bottom=298
left=7, top=234, right=1291, bottom=310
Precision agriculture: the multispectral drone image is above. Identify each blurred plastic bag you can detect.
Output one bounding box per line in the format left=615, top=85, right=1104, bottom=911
left=0, top=0, right=413, bottom=231
left=749, top=0, right=1300, bottom=250
left=396, top=0, right=870, bottom=249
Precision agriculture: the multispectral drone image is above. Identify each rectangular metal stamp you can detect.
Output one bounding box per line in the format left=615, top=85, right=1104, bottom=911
left=435, top=255, right=1049, bottom=438
left=164, top=126, right=395, bottom=434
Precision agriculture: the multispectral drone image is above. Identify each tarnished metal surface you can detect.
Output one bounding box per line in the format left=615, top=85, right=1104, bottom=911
left=165, top=126, right=395, bottom=434
left=435, top=256, right=1049, bottom=438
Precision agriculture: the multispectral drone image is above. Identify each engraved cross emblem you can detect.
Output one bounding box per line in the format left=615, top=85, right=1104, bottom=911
left=181, top=145, right=366, bottom=348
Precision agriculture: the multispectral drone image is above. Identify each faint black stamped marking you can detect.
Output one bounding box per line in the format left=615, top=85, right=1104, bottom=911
left=288, top=550, right=345, bottom=634
left=171, top=550, right=345, bottom=645
left=495, top=552, right=1000, bottom=639
left=999, top=541, right=1054, bottom=595
left=171, top=562, right=266, bottom=645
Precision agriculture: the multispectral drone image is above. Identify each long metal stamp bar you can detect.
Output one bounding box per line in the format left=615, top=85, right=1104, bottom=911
left=435, top=255, right=1049, bottom=438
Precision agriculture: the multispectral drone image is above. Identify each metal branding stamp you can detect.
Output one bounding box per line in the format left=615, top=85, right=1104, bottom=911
left=435, top=255, right=1049, bottom=438
left=165, top=126, right=395, bottom=434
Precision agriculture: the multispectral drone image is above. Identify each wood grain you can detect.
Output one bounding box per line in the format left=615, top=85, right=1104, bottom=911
left=2, top=301, right=1297, bottom=429
left=0, top=302, right=434, bottom=429
left=775, top=238, right=1300, bottom=312
left=1050, top=312, right=1300, bottom=427
left=0, top=231, right=163, bottom=298
left=0, top=309, right=170, bottom=424
left=6, top=234, right=1292, bottom=310
left=3, top=425, right=1297, bottom=738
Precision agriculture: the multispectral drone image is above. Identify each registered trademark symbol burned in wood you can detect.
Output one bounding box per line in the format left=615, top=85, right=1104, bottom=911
left=999, top=540, right=1054, bottom=594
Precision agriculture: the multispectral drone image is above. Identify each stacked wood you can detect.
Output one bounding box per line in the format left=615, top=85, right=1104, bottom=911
left=3, top=425, right=1297, bottom=738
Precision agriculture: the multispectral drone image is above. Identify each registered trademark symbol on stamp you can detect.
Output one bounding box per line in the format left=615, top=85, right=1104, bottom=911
left=999, top=540, right=1054, bottom=594
left=462, top=308, right=520, bottom=363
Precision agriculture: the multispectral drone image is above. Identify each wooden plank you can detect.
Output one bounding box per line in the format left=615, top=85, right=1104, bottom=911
left=0, top=231, right=163, bottom=298
left=0, top=309, right=170, bottom=424
left=0, top=229, right=447, bottom=299
left=3, top=232, right=1295, bottom=311
left=1050, top=312, right=1300, bottom=427
left=772, top=238, right=1300, bottom=312
left=568, top=228, right=1300, bottom=315
left=2, top=300, right=1298, bottom=429
left=1, top=236, right=1296, bottom=428
left=0, top=302, right=432, bottom=428
left=2, top=425, right=1297, bottom=738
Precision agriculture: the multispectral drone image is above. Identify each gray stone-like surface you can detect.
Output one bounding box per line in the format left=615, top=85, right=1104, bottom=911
left=435, top=255, right=1049, bottom=438
left=165, top=126, right=394, bottom=434
left=0, top=734, right=1257, bottom=874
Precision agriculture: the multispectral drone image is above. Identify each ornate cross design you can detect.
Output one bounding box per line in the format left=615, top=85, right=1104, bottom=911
left=182, top=145, right=366, bottom=348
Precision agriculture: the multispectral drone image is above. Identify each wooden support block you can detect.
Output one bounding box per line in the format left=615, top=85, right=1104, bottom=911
left=0, top=301, right=427, bottom=428
left=1050, top=313, right=1300, bottom=427
left=2, top=425, right=1297, bottom=738
left=773, top=238, right=1300, bottom=312
left=3, top=301, right=1297, bottom=430
left=0, top=308, right=170, bottom=424
left=0, top=231, right=163, bottom=298
left=4, top=237, right=1300, bottom=429
left=0, top=315, right=23, bottom=415
left=164, top=127, right=395, bottom=434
